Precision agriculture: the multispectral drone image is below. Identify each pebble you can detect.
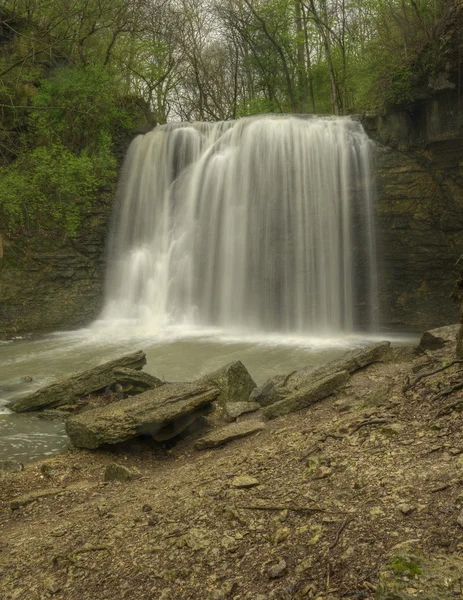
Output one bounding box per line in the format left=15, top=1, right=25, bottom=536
left=231, top=476, right=259, bottom=489
left=457, top=509, right=463, bottom=528
left=267, top=559, right=287, bottom=579
left=398, top=503, right=415, bottom=516
left=104, top=463, right=141, bottom=482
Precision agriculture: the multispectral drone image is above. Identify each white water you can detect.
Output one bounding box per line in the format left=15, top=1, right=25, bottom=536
left=102, top=115, right=378, bottom=336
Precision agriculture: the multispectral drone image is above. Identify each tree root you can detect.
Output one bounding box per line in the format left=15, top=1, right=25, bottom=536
left=403, top=360, right=463, bottom=392
left=435, top=396, right=463, bottom=418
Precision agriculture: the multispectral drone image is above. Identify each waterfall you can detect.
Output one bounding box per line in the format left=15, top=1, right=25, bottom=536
left=102, top=115, right=378, bottom=336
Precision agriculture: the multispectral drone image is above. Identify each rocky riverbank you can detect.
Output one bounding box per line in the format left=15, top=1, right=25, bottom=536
left=1, top=331, right=463, bottom=600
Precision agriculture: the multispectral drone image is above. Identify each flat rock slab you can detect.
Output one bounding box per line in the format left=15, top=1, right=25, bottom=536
left=195, top=421, right=265, bottom=450
left=262, top=370, right=350, bottom=420
left=251, top=342, right=390, bottom=408
left=66, top=382, right=220, bottom=449
left=7, top=351, right=147, bottom=412
left=10, top=488, right=66, bottom=510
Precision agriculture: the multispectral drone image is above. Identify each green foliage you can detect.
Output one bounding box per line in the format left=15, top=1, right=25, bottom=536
left=388, top=556, right=423, bottom=577
left=0, top=144, right=105, bottom=236
left=0, top=65, right=133, bottom=237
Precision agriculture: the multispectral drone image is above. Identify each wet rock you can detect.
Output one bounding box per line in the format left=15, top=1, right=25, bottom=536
left=21, top=376, right=33, bottom=383
left=231, top=476, right=259, bottom=489
left=104, top=463, right=141, bottom=482
left=112, top=367, right=164, bottom=395
left=267, top=559, right=287, bottom=579
left=66, top=382, right=219, bottom=449
left=0, top=459, right=24, bottom=473
left=252, top=342, right=390, bottom=410
left=376, top=544, right=463, bottom=600
left=7, top=351, right=147, bottom=412
left=195, top=421, right=265, bottom=450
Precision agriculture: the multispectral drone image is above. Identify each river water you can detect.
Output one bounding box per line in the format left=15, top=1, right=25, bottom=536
left=0, top=326, right=411, bottom=463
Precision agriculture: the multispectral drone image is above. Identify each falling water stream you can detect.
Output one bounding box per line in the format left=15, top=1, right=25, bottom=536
left=103, top=116, right=378, bottom=334
left=1, top=115, right=392, bottom=462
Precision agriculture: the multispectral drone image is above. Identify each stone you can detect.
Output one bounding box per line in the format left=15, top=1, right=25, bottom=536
left=112, top=367, right=164, bottom=394
left=196, top=360, right=257, bottom=406
left=7, top=351, right=147, bottom=412
left=267, top=559, right=287, bottom=579
left=104, top=463, right=141, bottom=482
left=398, top=503, right=415, bottom=516
left=457, top=509, right=463, bottom=528
left=21, top=376, right=33, bottom=383
left=273, top=527, right=290, bottom=544
left=66, top=381, right=219, bottom=449
left=262, top=371, right=350, bottom=420
left=252, top=342, right=390, bottom=408
left=0, top=459, right=24, bottom=473
left=231, top=476, right=259, bottom=489
left=376, top=544, right=463, bottom=600
left=419, top=324, right=460, bottom=351
left=195, top=421, right=265, bottom=450
left=223, top=401, right=260, bottom=420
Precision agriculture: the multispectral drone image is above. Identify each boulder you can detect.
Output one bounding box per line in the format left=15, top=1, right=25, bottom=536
left=195, top=420, right=265, bottom=450
left=418, top=324, right=460, bottom=351
left=252, top=342, right=390, bottom=409
left=7, top=351, right=147, bottom=412
left=66, top=382, right=220, bottom=449
left=376, top=544, right=463, bottom=600
left=197, top=361, right=257, bottom=407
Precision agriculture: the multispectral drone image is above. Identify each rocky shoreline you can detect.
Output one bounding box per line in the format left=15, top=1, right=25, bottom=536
left=1, top=326, right=463, bottom=599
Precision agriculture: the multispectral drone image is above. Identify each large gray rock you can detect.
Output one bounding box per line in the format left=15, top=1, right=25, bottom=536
left=7, top=351, right=147, bottom=412
left=376, top=544, right=463, bottom=600
left=252, top=342, right=390, bottom=408
left=197, top=361, right=257, bottom=406
left=66, top=382, right=219, bottom=449
left=418, top=324, right=460, bottom=351
left=262, top=371, right=350, bottom=420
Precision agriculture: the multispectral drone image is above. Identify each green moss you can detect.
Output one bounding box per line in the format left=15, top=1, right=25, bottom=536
left=388, top=557, right=422, bottom=577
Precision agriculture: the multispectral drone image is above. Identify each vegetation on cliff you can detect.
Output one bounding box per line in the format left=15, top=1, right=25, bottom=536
left=0, top=0, right=460, bottom=237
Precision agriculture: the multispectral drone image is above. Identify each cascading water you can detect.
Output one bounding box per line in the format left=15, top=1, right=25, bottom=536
left=101, top=115, right=378, bottom=335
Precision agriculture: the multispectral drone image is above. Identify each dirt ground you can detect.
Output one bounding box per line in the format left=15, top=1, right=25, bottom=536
left=1, top=344, right=462, bottom=600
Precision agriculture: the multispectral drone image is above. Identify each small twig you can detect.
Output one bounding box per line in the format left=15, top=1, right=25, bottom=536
left=330, top=517, right=353, bottom=550
left=403, top=361, right=463, bottom=392
left=299, top=443, right=321, bottom=462
left=299, top=433, right=344, bottom=462
left=238, top=504, right=325, bottom=513
left=349, top=419, right=389, bottom=435
left=433, top=383, right=463, bottom=404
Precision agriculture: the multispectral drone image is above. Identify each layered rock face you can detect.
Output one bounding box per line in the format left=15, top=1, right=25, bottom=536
left=0, top=190, right=113, bottom=337
left=366, top=88, right=463, bottom=332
